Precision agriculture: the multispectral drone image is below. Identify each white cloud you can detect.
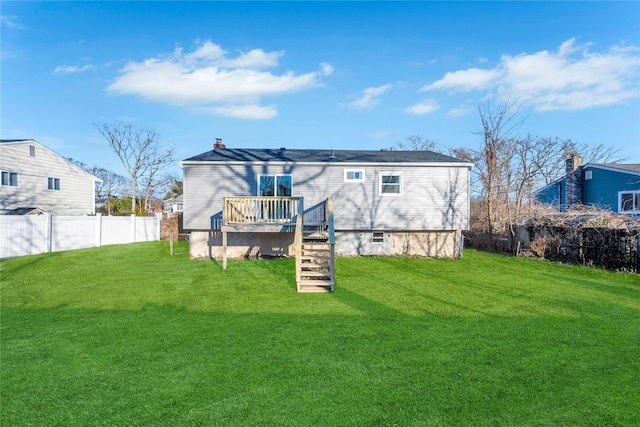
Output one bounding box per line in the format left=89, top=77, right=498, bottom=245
left=194, top=104, right=278, bottom=120
left=0, top=15, right=24, bottom=30
left=53, top=64, right=95, bottom=74
left=370, top=130, right=392, bottom=139
left=446, top=105, right=475, bottom=117
left=421, top=39, right=640, bottom=111
left=347, top=84, right=392, bottom=110
left=420, top=68, right=502, bottom=92
left=405, top=99, right=440, bottom=115
left=107, top=40, right=332, bottom=119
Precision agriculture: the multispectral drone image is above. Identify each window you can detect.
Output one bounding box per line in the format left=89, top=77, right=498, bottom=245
left=619, top=191, right=640, bottom=213
left=344, top=169, right=365, bottom=182
left=584, top=170, right=592, bottom=180
left=372, top=232, right=385, bottom=243
left=1, top=171, right=19, bottom=187
left=48, top=177, right=61, bottom=191
left=379, top=172, right=402, bottom=195
left=259, top=175, right=292, bottom=197
left=30, top=145, right=36, bottom=157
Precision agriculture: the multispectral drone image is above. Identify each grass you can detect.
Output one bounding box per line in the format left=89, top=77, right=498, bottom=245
left=1, top=242, right=639, bottom=426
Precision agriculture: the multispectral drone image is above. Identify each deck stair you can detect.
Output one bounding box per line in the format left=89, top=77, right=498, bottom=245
left=295, top=200, right=335, bottom=293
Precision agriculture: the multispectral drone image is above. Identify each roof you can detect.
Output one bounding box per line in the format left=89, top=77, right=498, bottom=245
left=163, top=195, right=184, bottom=203
left=4, top=207, right=46, bottom=215
left=182, top=148, right=472, bottom=166
left=586, top=163, right=640, bottom=175
left=0, top=139, right=36, bottom=144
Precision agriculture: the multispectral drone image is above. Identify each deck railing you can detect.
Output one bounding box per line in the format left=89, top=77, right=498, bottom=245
left=223, top=197, right=302, bottom=225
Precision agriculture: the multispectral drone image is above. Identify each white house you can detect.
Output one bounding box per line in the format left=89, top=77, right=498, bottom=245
left=181, top=140, right=473, bottom=292
left=163, top=195, right=184, bottom=215
left=0, top=139, right=100, bottom=215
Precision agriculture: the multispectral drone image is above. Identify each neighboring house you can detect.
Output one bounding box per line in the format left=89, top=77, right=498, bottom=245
left=0, top=139, right=100, bottom=215
left=182, top=139, right=473, bottom=264
left=534, top=154, right=640, bottom=214
left=163, top=195, right=184, bottom=215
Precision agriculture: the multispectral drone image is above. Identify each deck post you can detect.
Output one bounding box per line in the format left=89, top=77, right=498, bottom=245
left=222, top=230, right=228, bottom=270
left=294, top=198, right=304, bottom=290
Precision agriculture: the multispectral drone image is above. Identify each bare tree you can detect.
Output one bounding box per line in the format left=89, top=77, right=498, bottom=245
left=141, top=145, right=175, bottom=213
left=391, top=135, right=442, bottom=152
left=460, top=100, right=526, bottom=236
left=68, top=158, right=130, bottom=214
left=162, top=174, right=183, bottom=199
left=96, top=123, right=174, bottom=214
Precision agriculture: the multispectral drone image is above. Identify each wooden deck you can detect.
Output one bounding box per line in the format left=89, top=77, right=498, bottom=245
left=222, top=196, right=335, bottom=292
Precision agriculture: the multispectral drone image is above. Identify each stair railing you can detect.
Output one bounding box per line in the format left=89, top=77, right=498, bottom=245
left=326, top=197, right=335, bottom=283
left=294, top=197, right=304, bottom=286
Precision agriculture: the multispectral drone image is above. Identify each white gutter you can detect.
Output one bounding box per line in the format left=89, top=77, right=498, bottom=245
left=180, top=160, right=475, bottom=168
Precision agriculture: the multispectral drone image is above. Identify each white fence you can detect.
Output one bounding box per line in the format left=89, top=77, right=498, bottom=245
left=0, top=214, right=161, bottom=259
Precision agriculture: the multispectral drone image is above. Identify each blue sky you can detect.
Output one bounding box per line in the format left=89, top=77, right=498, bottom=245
left=2, top=1, right=639, bottom=177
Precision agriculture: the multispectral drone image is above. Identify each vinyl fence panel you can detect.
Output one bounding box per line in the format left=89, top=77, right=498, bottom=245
left=0, top=214, right=161, bottom=259
left=52, top=216, right=97, bottom=252
left=0, top=215, right=49, bottom=259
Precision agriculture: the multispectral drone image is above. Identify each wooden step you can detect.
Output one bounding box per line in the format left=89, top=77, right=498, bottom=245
left=300, top=263, right=331, bottom=269
left=300, top=271, right=333, bottom=278
left=297, top=280, right=334, bottom=293
left=301, top=247, right=330, bottom=252
left=300, top=255, right=331, bottom=261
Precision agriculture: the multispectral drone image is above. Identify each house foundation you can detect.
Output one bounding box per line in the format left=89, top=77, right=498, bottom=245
left=189, top=229, right=463, bottom=260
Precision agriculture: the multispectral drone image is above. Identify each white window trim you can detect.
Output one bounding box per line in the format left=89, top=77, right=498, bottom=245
left=257, top=174, right=293, bottom=197
left=379, top=172, right=403, bottom=196
left=48, top=177, right=61, bottom=191
left=1, top=170, right=20, bottom=187
left=344, top=169, right=365, bottom=183
left=618, top=190, right=640, bottom=214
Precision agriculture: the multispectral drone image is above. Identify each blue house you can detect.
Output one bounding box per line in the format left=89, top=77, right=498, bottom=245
left=534, top=155, right=640, bottom=214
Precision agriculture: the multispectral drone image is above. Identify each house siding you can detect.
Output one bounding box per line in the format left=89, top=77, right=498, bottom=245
left=582, top=166, right=640, bottom=212
left=183, top=162, right=470, bottom=231
left=0, top=141, right=97, bottom=215
left=535, top=179, right=566, bottom=208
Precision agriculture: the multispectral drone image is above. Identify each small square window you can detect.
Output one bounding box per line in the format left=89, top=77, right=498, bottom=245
left=48, top=177, right=61, bottom=191
left=584, top=170, right=592, bottom=180
left=372, top=232, right=384, bottom=243
left=344, top=169, right=365, bottom=182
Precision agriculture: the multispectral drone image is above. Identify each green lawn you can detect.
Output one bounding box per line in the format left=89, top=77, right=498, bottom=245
left=1, top=242, right=639, bottom=426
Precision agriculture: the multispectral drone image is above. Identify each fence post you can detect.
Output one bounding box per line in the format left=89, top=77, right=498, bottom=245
left=96, top=213, right=103, bottom=247
left=157, top=214, right=162, bottom=241
left=131, top=214, right=136, bottom=243
left=46, top=213, right=53, bottom=253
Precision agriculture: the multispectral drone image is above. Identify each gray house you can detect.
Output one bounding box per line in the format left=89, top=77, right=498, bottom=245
left=181, top=140, right=473, bottom=291
left=1, top=139, right=100, bottom=216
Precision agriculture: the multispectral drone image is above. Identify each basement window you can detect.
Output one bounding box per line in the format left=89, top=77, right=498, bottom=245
left=372, top=232, right=385, bottom=244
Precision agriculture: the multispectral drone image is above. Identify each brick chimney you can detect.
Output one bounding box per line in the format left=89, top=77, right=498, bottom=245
left=214, top=138, right=225, bottom=150
left=565, top=153, right=583, bottom=210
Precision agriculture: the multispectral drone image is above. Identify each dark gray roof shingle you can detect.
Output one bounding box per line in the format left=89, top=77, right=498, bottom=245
left=183, top=148, right=469, bottom=164
left=593, top=163, right=640, bottom=174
